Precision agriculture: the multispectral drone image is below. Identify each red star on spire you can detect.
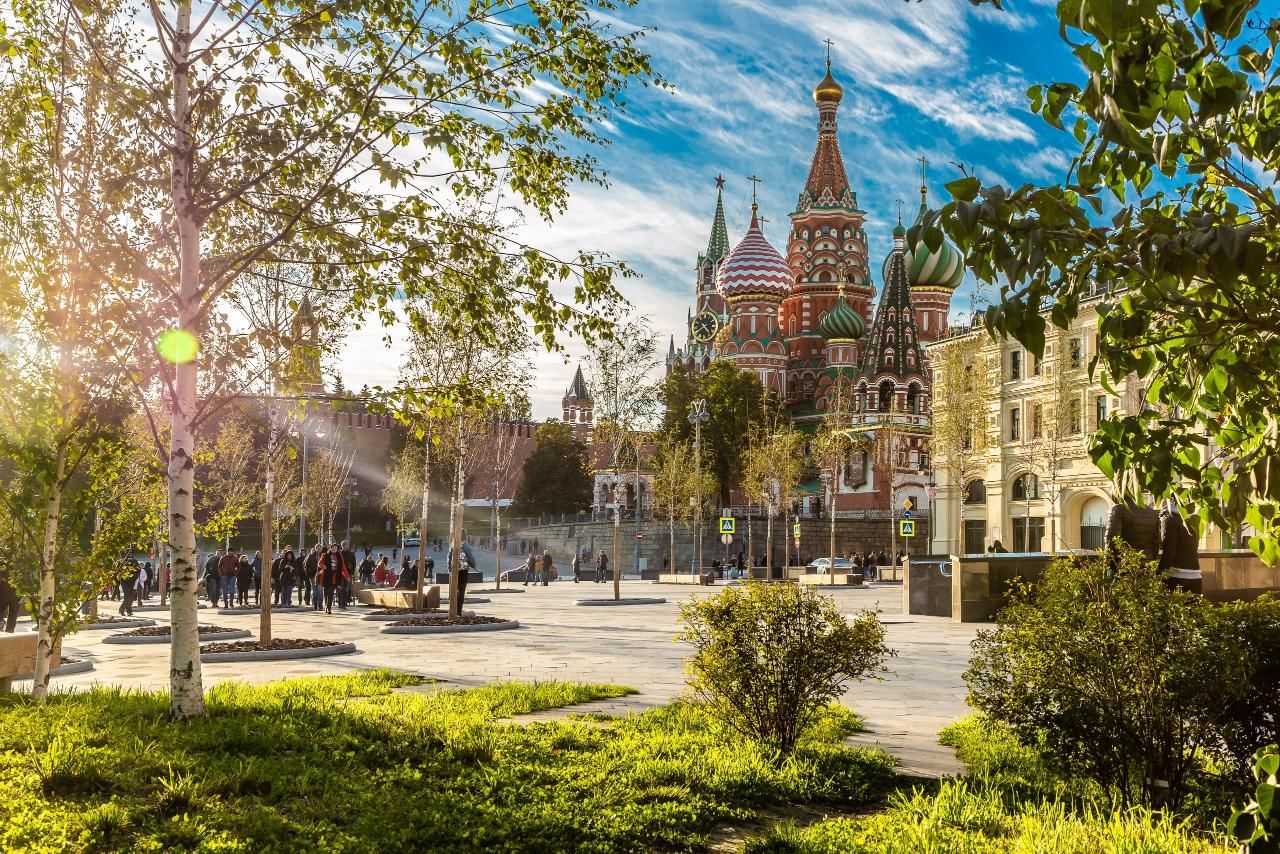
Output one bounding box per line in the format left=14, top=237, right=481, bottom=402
left=714, top=174, right=726, bottom=189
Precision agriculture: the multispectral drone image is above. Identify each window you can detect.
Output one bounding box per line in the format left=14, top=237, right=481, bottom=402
left=1011, top=516, right=1045, bottom=552
left=963, top=480, right=986, bottom=505
left=1032, top=354, right=1041, bottom=376
left=1031, top=404, right=1043, bottom=440
left=963, top=519, right=987, bottom=555
left=919, top=452, right=930, bottom=470
left=1010, top=351, right=1022, bottom=380
left=1009, top=407, right=1021, bottom=441
left=1012, top=472, right=1039, bottom=501
left=906, top=386, right=918, bottom=413
left=1069, top=399, right=1082, bottom=434
left=962, top=429, right=973, bottom=451
left=1069, top=337, right=1082, bottom=368
left=1095, top=394, right=1107, bottom=427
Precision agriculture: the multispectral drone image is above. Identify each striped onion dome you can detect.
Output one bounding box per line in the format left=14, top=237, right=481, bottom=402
left=820, top=289, right=864, bottom=341
left=717, top=207, right=792, bottom=299
left=903, top=191, right=964, bottom=290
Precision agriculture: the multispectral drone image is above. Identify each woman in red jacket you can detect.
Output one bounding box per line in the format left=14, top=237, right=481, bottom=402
left=320, top=544, right=349, bottom=614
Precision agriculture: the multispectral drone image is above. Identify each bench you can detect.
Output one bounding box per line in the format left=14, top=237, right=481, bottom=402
left=796, top=572, right=865, bottom=586
left=356, top=586, right=441, bottom=610
left=1, top=633, right=60, bottom=692
left=434, top=570, right=483, bottom=585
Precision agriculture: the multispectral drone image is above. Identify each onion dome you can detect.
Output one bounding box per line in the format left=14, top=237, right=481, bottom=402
left=814, top=61, right=843, bottom=105
left=904, top=185, right=964, bottom=290
left=821, top=287, right=865, bottom=341
left=717, top=206, right=792, bottom=299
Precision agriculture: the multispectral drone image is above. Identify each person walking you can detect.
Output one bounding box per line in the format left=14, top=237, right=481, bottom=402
left=139, top=562, right=153, bottom=600
left=0, top=564, right=21, bottom=633
left=278, top=549, right=297, bottom=606
left=540, top=550, right=553, bottom=586
left=203, top=549, right=223, bottom=605
left=447, top=531, right=478, bottom=610
left=118, top=559, right=139, bottom=617
left=320, top=544, right=348, bottom=614
left=303, top=544, right=322, bottom=606
left=236, top=555, right=254, bottom=606
left=251, top=551, right=264, bottom=605
left=218, top=549, right=239, bottom=609
left=572, top=551, right=582, bottom=583
left=339, top=540, right=358, bottom=610
left=521, top=552, right=537, bottom=586
left=135, top=562, right=149, bottom=605
left=595, top=550, right=608, bottom=584
left=358, top=552, right=375, bottom=586
left=374, top=555, right=388, bottom=586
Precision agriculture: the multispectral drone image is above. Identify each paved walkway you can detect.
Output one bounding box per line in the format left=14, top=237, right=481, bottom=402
left=11, top=581, right=974, bottom=777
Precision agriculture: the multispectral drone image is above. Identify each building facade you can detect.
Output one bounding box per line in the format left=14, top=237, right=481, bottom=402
left=926, top=295, right=1139, bottom=555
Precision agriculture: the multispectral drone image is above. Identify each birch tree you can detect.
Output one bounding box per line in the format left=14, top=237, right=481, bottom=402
left=812, top=376, right=858, bottom=575
left=650, top=438, right=699, bottom=574
left=742, top=424, right=805, bottom=580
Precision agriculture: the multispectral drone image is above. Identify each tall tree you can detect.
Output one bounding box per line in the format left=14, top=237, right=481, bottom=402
left=512, top=421, right=593, bottom=517
left=927, top=333, right=996, bottom=555
left=3, top=0, right=655, bottom=716
left=945, top=0, right=1280, bottom=562
left=659, top=360, right=776, bottom=506
left=649, top=437, right=703, bottom=573
left=741, top=423, right=805, bottom=579
left=812, top=375, right=859, bottom=574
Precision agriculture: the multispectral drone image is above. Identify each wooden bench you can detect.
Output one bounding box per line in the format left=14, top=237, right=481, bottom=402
left=356, top=586, right=440, bottom=610
left=1, top=633, right=60, bottom=692
left=797, top=572, right=865, bottom=586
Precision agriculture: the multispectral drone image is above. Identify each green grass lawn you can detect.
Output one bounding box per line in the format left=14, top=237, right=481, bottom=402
left=741, top=715, right=1231, bottom=853
left=0, top=671, right=895, bottom=853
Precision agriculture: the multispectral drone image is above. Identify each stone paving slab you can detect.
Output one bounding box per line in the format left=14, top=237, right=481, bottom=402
left=7, top=582, right=980, bottom=777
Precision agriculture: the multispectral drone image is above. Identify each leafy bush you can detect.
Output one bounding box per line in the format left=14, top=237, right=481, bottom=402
left=677, top=581, right=892, bottom=753
left=964, top=546, right=1279, bottom=810
left=1216, top=597, right=1280, bottom=785
left=1230, top=745, right=1280, bottom=854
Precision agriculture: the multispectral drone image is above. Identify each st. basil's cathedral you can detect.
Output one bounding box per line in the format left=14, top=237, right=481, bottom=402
left=666, top=60, right=966, bottom=515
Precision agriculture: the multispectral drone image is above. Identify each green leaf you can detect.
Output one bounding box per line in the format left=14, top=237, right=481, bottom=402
left=946, top=177, right=981, bottom=202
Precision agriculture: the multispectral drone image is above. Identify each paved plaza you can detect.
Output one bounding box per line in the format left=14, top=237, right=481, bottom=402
left=14, top=580, right=977, bottom=776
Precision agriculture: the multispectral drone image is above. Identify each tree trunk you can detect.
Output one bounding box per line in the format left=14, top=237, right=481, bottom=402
left=415, top=436, right=431, bottom=610
left=612, top=507, right=620, bottom=600
left=447, top=416, right=465, bottom=618
left=32, top=447, right=67, bottom=702
left=88, top=507, right=102, bottom=622
left=828, top=479, right=837, bottom=585
left=261, top=434, right=275, bottom=644
left=668, top=504, right=675, bottom=575
left=765, top=511, right=774, bottom=581
left=167, top=0, right=205, bottom=719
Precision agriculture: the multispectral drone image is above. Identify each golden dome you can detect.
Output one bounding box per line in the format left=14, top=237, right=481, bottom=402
left=814, top=63, right=843, bottom=105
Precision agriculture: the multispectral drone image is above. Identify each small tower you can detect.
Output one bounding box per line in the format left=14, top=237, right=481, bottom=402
left=905, top=161, right=965, bottom=343
left=287, top=294, right=324, bottom=395
left=562, top=365, right=593, bottom=440
left=718, top=201, right=792, bottom=395
left=817, top=265, right=866, bottom=411
left=863, top=216, right=928, bottom=414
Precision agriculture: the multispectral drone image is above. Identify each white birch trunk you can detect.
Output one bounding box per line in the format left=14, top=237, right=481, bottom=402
left=166, top=0, right=205, bottom=719
left=612, top=504, right=621, bottom=600
left=32, top=449, right=66, bottom=702
left=415, top=437, right=431, bottom=610
left=447, top=416, right=465, bottom=618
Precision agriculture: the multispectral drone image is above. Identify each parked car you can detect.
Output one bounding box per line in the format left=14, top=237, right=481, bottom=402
left=806, top=557, right=854, bottom=575
left=404, top=536, right=421, bottom=547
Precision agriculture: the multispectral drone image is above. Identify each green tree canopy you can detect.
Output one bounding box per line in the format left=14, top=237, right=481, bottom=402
left=512, top=420, right=592, bottom=517
left=942, top=0, right=1280, bottom=562
left=659, top=361, right=779, bottom=506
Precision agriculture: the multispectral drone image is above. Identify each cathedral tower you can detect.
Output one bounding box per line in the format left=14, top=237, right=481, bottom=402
left=718, top=203, right=792, bottom=395
left=562, top=365, right=593, bottom=440
left=904, top=164, right=964, bottom=343
left=782, top=60, right=874, bottom=415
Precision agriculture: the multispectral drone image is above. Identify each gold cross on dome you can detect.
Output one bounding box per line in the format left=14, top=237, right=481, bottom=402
left=824, top=38, right=835, bottom=65
left=895, top=197, right=905, bottom=224
left=747, top=174, right=762, bottom=205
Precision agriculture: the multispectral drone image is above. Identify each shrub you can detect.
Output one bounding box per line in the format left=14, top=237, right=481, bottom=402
left=965, top=546, right=1260, bottom=810
left=676, top=582, right=892, bottom=753
left=1230, top=745, right=1280, bottom=854
left=1215, top=596, right=1280, bottom=785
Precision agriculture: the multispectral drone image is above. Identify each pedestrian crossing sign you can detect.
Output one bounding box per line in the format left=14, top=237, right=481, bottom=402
left=719, top=517, right=735, bottom=534
left=899, top=520, right=916, bottom=537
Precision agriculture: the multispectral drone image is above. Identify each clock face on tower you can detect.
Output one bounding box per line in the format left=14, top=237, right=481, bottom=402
left=691, top=310, right=720, bottom=343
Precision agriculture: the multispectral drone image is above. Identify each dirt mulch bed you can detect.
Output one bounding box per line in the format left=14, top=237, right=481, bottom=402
left=199, top=638, right=346, bottom=654
left=369, top=607, right=448, bottom=616
left=90, top=615, right=146, bottom=624
left=118, top=625, right=236, bottom=638
left=388, top=615, right=510, bottom=627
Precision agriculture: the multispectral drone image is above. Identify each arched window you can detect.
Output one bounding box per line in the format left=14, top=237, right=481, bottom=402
left=905, top=385, right=918, bottom=413
left=1011, top=472, right=1040, bottom=501
left=878, top=380, right=895, bottom=411
left=1080, top=495, right=1109, bottom=549
left=963, top=480, right=986, bottom=505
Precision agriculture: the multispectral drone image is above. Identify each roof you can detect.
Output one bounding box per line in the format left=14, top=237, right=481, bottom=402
left=797, top=64, right=857, bottom=212
left=717, top=207, right=792, bottom=299
left=566, top=365, right=590, bottom=401
left=862, top=229, right=926, bottom=380
left=705, top=181, right=730, bottom=265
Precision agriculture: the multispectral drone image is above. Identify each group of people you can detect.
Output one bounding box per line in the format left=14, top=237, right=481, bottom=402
left=516, top=549, right=613, bottom=585
left=200, top=549, right=265, bottom=610
left=263, top=541, right=357, bottom=614
left=105, top=557, right=167, bottom=617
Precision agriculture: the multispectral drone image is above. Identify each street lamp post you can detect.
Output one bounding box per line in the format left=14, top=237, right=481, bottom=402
left=344, top=476, right=357, bottom=543
left=688, top=399, right=709, bottom=575
left=295, top=421, right=325, bottom=552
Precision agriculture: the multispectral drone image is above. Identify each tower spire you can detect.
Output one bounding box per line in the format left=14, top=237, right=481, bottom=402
left=747, top=173, right=762, bottom=226
left=705, top=175, right=730, bottom=264
left=918, top=155, right=930, bottom=212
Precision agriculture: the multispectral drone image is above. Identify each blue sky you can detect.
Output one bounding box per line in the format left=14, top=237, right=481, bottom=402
left=342, top=0, right=1084, bottom=418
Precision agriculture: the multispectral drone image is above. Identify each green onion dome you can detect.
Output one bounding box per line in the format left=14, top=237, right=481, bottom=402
left=903, top=195, right=964, bottom=290
left=820, top=290, right=865, bottom=341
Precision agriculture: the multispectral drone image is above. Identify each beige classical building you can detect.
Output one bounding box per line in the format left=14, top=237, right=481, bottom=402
left=926, top=294, right=1147, bottom=555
